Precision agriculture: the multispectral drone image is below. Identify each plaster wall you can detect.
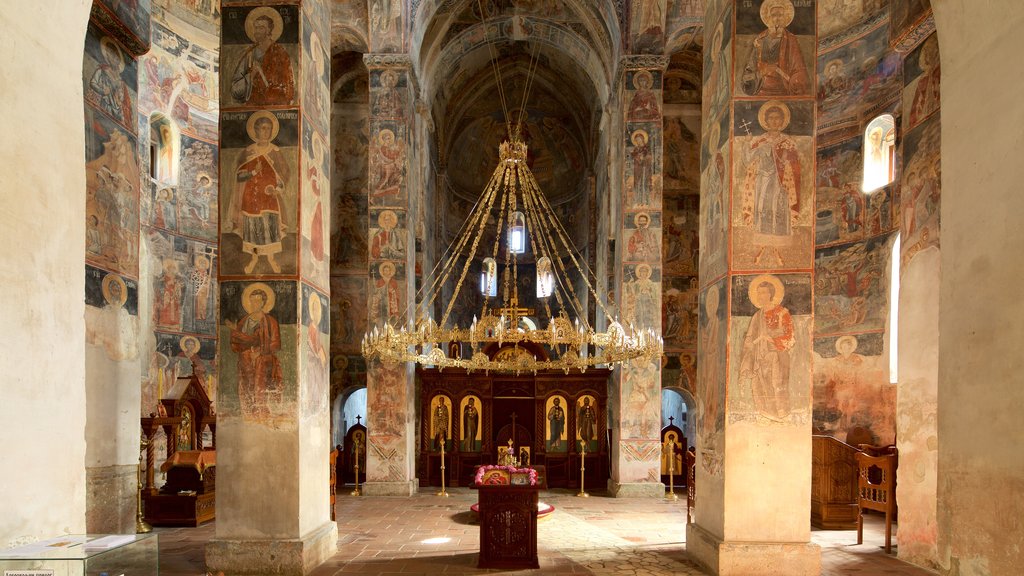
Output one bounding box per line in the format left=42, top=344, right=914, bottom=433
left=932, top=3, right=1024, bottom=574
left=0, top=0, right=91, bottom=548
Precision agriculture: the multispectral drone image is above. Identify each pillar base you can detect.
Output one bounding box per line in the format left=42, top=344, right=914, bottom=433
left=206, top=521, right=338, bottom=576
left=85, top=464, right=137, bottom=534
left=686, top=523, right=821, bottom=576
left=607, top=480, right=665, bottom=498
left=360, top=479, right=419, bottom=496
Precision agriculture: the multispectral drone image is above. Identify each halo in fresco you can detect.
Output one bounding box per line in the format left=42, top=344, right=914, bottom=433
left=747, top=274, right=785, bottom=309
left=245, top=7, right=285, bottom=43
left=242, top=282, right=277, bottom=313
left=246, top=110, right=281, bottom=141
left=757, top=100, right=792, bottom=131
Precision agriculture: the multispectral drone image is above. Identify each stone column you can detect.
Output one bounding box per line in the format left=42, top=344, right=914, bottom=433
left=609, top=54, right=668, bottom=498
left=208, top=1, right=337, bottom=573
left=687, top=1, right=820, bottom=574
left=361, top=53, right=419, bottom=496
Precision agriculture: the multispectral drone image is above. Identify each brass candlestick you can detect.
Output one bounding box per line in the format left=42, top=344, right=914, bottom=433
left=665, top=442, right=678, bottom=501
left=135, top=435, right=152, bottom=533
left=437, top=440, right=449, bottom=497
left=576, top=444, right=589, bottom=498
left=351, top=437, right=362, bottom=496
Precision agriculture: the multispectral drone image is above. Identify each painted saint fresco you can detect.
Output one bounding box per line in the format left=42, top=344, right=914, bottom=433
left=817, top=23, right=902, bottom=128
left=460, top=395, right=482, bottom=452
left=369, top=209, right=407, bottom=261
left=903, top=34, right=940, bottom=132
left=702, top=7, right=733, bottom=118
left=812, top=332, right=895, bottom=443
left=301, top=0, right=331, bottom=58
left=625, top=125, right=662, bottom=209
left=621, top=263, right=661, bottom=331
left=369, top=260, right=405, bottom=327
left=85, top=267, right=140, bottom=362
left=366, top=360, right=405, bottom=438
left=177, top=135, right=219, bottom=240
left=576, top=394, right=600, bottom=453
left=331, top=111, right=370, bottom=274
left=369, top=0, right=403, bottom=52
left=663, top=114, right=700, bottom=194
left=220, top=109, right=299, bottom=276
left=301, top=126, right=330, bottom=287
left=624, top=211, right=663, bottom=263
left=142, top=21, right=220, bottom=141
left=663, top=195, right=699, bottom=276
left=330, top=276, right=368, bottom=354
left=696, top=279, right=727, bottom=473
left=301, top=21, right=331, bottom=135
left=85, top=109, right=140, bottom=276
left=84, top=28, right=138, bottom=131
left=732, top=100, right=814, bottom=270
left=899, top=115, right=940, bottom=266
left=545, top=395, right=568, bottom=452
left=729, top=274, right=812, bottom=425
left=815, top=236, right=891, bottom=335
left=222, top=5, right=299, bottom=107
left=631, top=0, right=667, bottom=54
left=369, top=123, right=408, bottom=205
left=736, top=0, right=814, bottom=98
left=622, top=359, right=660, bottom=439
left=663, top=277, right=698, bottom=351
left=627, top=70, right=662, bottom=122
left=301, top=284, right=330, bottom=418
left=220, top=280, right=298, bottom=428
left=817, top=136, right=891, bottom=247
left=699, top=112, right=730, bottom=282
left=430, top=395, right=452, bottom=451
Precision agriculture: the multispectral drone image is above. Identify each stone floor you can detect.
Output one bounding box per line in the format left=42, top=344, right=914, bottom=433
left=155, top=488, right=936, bottom=575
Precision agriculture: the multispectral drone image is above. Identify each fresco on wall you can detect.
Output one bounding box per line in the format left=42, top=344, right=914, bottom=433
left=302, top=0, right=331, bottom=50
left=664, top=195, right=698, bottom=276
left=366, top=360, right=405, bottom=438
left=220, top=109, right=299, bottom=276
left=624, top=211, right=663, bottom=263
left=369, top=0, right=403, bottom=52
left=177, top=135, right=219, bottom=240
left=625, top=124, right=662, bottom=209
left=700, top=111, right=730, bottom=283
left=301, top=125, right=330, bottom=287
left=903, top=34, right=940, bottom=132
left=369, top=260, right=406, bottom=327
left=301, top=284, right=330, bottom=418
left=368, top=208, right=408, bottom=261
left=622, top=359, right=660, bottom=439
left=150, top=186, right=178, bottom=232
left=812, top=332, right=895, bottom=443
left=817, top=0, right=886, bottom=40
left=817, top=23, right=902, bottom=128
left=890, top=0, right=932, bottom=46
left=96, top=0, right=151, bottom=48
left=702, top=6, right=732, bottom=118
left=331, top=112, right=370, bottom=273
left=663, top=115, right=700, bottom=193
left=369, top=121, right=408, bottom=206
left=815, top=235, right=890, bottom=335
left=85, top=109, right=140, bottom=276
left=900, top=115, right=940, bottom=266
left=220, top=280, right=298, bottom=428
left=663, top=276, right=698, bottom=351
left=145, top=21, right=220, bottom=141
left=732, top=100, right=814, bottom=270
left=631, top=0, right=667, bottom=53
left=735, top=0, right=814, bottom=98
left=154, top=0, right=221, bottom=33
left=729, top=273, right=812, bottom=425
left=696, top=279, right=727, bottom=473
left=85, top=266, right=140, bottom=362
left=662, top=353, right=697, bottom=393
left=817, top=137, right=869, bottom=247
left=627, top=69, right=663, bottom=122
left=301, top=20, right=331, bottom=135
left=85, top=27, right=138, bottom=132
left=621, top=263, right=661, bottom=331
left=330, top=275, right=368, bottom=354
left=144, top=332, right=218, bottom=414
left=544, top=395, right=568, bottom=452
left=222, top=5, right=299, bottom=107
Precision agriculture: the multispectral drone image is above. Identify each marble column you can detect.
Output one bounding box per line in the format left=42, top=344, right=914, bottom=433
left=208, top=1, right=337, bottom=573
left=687, top=0, right=820, bottom=574
left=609, top=54, right=668, bottom=498
left=361, top=53, right=419, bottom=496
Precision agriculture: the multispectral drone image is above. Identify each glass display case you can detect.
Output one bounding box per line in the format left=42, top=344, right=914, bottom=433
left=0, top=533, right=157, bottom=576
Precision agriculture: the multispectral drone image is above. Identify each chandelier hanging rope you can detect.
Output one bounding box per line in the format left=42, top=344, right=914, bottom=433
left=361, top=4, right=662, bottom=374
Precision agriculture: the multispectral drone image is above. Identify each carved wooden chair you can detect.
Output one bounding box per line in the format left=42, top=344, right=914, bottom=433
left=855, top=448, right=898, bottom=553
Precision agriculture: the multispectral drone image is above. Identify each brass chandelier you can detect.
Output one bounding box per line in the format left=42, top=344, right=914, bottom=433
left=361, top=134, right=662, bottom=374
left=362, top=5, right=660, bottom=373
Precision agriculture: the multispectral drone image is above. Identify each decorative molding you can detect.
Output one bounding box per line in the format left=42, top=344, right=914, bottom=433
left=364, top=53, right=413, bottom=69
left=620, top=54, right=671, bottom=72
left=90, top=1, right=150, bottom=57
left=892, top=14, right=936, bottom=54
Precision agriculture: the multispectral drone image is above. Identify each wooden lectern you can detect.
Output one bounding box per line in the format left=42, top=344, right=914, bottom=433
left=477, top=484, right=540, bottom=569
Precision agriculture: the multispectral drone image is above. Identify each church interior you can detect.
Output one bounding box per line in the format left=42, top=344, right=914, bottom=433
left=2, top=0, right=1023, bottom=575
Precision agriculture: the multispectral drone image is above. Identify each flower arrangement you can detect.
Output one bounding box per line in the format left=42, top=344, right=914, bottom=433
left=474, top=465, right=539, bottom=486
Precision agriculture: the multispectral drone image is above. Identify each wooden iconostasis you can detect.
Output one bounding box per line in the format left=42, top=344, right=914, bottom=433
left=418, top=361, right=611, bottom=489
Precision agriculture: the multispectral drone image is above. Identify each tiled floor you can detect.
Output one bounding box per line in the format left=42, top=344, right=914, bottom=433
left=156, top=488, right=936, bottom=575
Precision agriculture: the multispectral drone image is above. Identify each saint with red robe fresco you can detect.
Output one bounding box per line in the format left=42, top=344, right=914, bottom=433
left=741, top=0, right=809, bottom=97
left=231, top=7, right=295, bottom=106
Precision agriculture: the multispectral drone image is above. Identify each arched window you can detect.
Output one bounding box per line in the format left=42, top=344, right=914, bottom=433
left=863, top=114, right=896, bottom=192
left=149, top=113, right=178, bottom=185
left=536, top=256, right=554, bottom=298
left=480, top=257, right=497, bottom=297
left=889, top=233, right=901, bottom=384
